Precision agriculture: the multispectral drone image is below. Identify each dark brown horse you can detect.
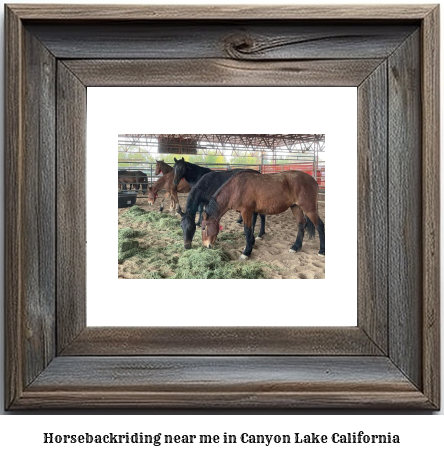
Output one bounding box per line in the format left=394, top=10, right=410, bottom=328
left=155, top=160, right=173, bottom=176
left=201, top=170, right=324, bottom=259
left=118, top=170, right=148, bottom=194
left=147, top=172, right=191, bottom=212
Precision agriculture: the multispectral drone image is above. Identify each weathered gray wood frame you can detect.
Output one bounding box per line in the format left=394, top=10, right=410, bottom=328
left=4, top=5, right=440, bottom=409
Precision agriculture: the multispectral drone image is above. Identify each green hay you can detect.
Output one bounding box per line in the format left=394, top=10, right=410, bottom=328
left=118, top=227, right=141, bottom=263
left=218, top=230, right=244, bottom=245
left=122, top=206, right=183, bottom=239
left=173, top=247, right=267, bottom=279
left=118, top=227, right=140, bottom=239
left=119, top=207, right=275, bottom=279
left=142, top=271, right=164, bottom=279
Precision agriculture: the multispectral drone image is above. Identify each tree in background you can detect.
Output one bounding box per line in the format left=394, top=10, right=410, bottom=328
left=118, top=145, right=155, bottom=168
left=229, top=155, right=259, bottom=166
left=202, top=154, right=228, bottom=167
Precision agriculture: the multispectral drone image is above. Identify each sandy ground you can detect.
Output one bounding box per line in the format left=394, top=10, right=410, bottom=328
left=119, top=190, right=325, bottom=279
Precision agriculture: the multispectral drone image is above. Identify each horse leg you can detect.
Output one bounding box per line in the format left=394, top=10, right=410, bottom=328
left=251, top=213, right=260, bottom=246
left=236, top=215, right=243, bottom=224
left=253, top=213, right=266, bottom=240
left=259, top=214, right=266, bottom=239
left=304, top=210, right=325, bottom=256
left=289, top=204, right=306, bottom=253
left=159, top=192, right=169, bottom=212
left=240, top=211, right=254, bottom=260
left=170, top=187, right=180, bottom=215
left=171, top=193, right=178, bottom=213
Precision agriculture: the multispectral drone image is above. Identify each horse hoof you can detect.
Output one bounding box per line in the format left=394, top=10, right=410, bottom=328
left=255, top=236, right=263, bottom=241
left=289, top=248, right=297, bottom=253
left=239, top=254, right=249, bottom=261
left=318, top=253, right=325, bottom=257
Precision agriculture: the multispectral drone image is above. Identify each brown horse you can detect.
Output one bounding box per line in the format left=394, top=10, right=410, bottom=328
left=118, top=170, right=148, bottom=194
left=147, top=172, right=191, bottom=212
left=201, top=170, right=324, bottom=259
left=155, top=160, right=173, bottom=176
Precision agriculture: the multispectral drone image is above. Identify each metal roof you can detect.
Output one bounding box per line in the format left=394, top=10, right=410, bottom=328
left=118, top=134, right=324, bottom=152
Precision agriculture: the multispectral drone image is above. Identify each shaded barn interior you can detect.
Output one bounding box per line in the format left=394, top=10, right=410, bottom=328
left=118, top=134, right=325, bottom=196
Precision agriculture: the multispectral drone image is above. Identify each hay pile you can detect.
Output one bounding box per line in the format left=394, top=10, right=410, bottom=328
left=118, top=228, right=140, bottom=263
left=118, top=205, right=271, bottom=279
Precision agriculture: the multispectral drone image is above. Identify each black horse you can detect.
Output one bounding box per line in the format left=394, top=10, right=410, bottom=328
left=172, top=158, right=212, bottom=224
left=180, top=169, right=266, bottom=249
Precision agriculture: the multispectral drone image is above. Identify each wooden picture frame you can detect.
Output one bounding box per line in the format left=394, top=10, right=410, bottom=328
left=5, top=4, right=440, bottom=410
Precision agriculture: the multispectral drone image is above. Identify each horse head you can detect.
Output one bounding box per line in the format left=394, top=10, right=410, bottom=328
left=180, top=212, right=197, bottom=250
left=201, top=212, right=220, bottom=249
left=173, top=157, right=186, bottom=186
left=155, top=160, right=163, bottom=175
left=147, top=187, right=158, bottom=205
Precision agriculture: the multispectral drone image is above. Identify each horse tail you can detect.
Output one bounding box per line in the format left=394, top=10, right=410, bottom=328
left=305, top=214, right=316, bottom=240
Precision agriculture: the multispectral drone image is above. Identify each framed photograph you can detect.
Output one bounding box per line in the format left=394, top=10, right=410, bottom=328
left=97, top=90, right=355, bottom=327
left=5, top=4, right=440, bottom=409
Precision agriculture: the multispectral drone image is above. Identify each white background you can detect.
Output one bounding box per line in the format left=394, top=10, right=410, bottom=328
left=0, top=0, right=442, bottom=448
left=88, top=87, right=357, bottom=326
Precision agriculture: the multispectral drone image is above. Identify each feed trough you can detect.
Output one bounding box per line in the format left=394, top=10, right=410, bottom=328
left=118, top=191, right=138, bottom=208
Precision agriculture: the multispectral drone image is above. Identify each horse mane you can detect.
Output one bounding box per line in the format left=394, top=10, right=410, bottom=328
left=157, top=160, right=173, bottom=172
left=184, top=186, right=203, bottom=215
left=180, top=160, right=204, bottom=173
left=205, top=197, right=219, bottom=219
left=205, top=170, right=256, bottom=218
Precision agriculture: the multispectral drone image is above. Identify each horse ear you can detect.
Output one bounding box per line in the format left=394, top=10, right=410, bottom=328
left=181, top=157, right=185, bottom=162
left=202, top=212, right=208, bottom=221
left=174, top=158, right=177, bottom=163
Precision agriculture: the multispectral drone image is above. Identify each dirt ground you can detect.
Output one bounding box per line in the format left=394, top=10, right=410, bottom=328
left=118, top=190, right=325, bottom=279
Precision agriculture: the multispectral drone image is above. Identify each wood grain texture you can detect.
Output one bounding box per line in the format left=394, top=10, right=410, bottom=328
left=7, top=4, right=435, bottom=20
left=421, top=6, right=440, bottom=409
left=21, top=28, right=57, bottom=387
left=4, top=5, right=24, bottom=410
left=388, top=31, right=422, bottom=389
left=357, top=62, right=388, bottom=354
left=13, top=356, right=432, bottom=409
left=4, top=4, right=440, bottom=410
left=16, top=390, right=433, bottom=410
left=61, top=327, right=382, bottom=356
left=64, top=59, right=384, bottom=87
left=56, top=62, right=87, bottom=353
left=27, top=22, right=416, bottom=60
